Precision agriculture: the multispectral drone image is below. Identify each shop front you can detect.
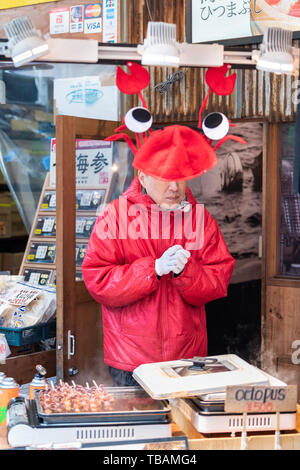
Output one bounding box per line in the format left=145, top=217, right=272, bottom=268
left=0, top=0, right=300, bottom=452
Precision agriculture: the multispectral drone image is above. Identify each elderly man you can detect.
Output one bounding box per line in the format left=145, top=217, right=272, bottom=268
left=82, top=169, right=235, bottom=387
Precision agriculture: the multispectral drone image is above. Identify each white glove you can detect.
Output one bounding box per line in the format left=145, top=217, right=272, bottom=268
left=172, top=248, right=191, bottom=275
left=155, top=245, right=190, bottom=277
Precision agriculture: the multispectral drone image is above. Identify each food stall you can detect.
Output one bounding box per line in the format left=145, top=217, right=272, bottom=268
left=0, top=0, right=300, bottom=452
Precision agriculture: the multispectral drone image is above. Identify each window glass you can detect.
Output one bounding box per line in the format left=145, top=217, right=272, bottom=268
left=0, top=63, right=132, bottom=233
left=280, top=123, right=300, bottom=277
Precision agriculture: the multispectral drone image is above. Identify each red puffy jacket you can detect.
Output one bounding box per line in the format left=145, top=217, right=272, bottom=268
left=82, top=177, right=235, bottom=371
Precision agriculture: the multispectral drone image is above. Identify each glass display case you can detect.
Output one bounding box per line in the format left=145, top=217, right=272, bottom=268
left=0, top=63, right=131, bottom=233
left=279, top=123, right=300, bottom=277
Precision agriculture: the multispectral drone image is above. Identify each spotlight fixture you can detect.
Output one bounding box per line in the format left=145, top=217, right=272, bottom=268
left=3, top=16, right=49, bottom=68
left=253, top=27, right=295, bottom=74
left=137, top=22, right=180, bottom=67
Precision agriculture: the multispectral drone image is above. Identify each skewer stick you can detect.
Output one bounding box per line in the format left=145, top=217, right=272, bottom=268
left=71, top=380, right=76, bottom=388
left=50, top=380, right=55, bottom=390
left=275, top=411, right=281, bottom=450
left=92, top=380, right=99, bottom=389
left=86, top=382, right=90, bottom=389
left=241, top=412, right=248, bottom=450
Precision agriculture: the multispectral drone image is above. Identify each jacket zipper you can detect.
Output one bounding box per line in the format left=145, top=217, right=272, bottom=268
left=160, top=211, right=170, bottom=362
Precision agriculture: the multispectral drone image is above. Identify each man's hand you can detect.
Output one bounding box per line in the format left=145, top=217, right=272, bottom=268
left=155, top=245, right=190, bottom=277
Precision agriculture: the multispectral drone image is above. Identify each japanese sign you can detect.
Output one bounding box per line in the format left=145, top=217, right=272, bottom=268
left=225, top=385, right=298, bottom=413
left=50, top=138, right=113, bottom=188
left=191, top=0, right=300, bottom=43
left=103, top=0, right=118, bottom=43
left=4, top=287, right=40, bottom=306
left=50, top=6, right=70, bottom=35
left=0, top=0, right=58, bottom=8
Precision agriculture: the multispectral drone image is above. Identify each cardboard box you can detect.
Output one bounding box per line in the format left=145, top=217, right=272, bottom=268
left=0, top=192, right=27, bottom=238
left=1, top=252, right=24, bottom=275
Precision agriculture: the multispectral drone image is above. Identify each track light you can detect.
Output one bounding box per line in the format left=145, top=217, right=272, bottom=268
left=137, top=22, right=180, bottom=67
left=3, top=16, right=49, bottom=68
left=253, top=27, right=295, bottom=74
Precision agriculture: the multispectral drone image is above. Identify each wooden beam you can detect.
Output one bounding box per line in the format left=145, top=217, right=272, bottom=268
left=55, top=115, right=76, bottom=380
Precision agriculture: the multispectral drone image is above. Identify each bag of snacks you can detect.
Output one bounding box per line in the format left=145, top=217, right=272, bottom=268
left=0, top=280, right=56, bottom=328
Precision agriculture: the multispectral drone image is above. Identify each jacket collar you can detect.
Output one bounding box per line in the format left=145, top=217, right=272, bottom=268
left=122, top=176, right=197, bottom=211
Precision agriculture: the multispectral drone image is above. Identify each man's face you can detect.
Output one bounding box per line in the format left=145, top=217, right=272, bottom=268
left=138, top=172, right=187, bottom=210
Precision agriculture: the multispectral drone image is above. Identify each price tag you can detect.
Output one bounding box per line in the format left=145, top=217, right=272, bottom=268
left=80, top=192, right=93, bottom=207
left=4, top=288, right=40, bottom=306
left=76, top=218, right=85, bottom=234
left=225, top=385, right=298, bottom=414
left=42, top=218, right=55, bottom=233
left=29, top=272, right=41, bottom=285
left=49, top=194, right=56, bottom=208
left=36, top=245, right=48, bottom=260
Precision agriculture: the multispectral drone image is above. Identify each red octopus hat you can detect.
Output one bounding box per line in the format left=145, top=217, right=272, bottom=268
left=132, top=124, right=218, bottom=182
left=105, top=62, right=246, bottom=181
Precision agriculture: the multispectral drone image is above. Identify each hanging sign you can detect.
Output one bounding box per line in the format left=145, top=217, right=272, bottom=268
left=0, top=0, right=58, bottom=9
left=225, top=385, right=298, bottom=413
left=191, top=0, right=300, bottom=44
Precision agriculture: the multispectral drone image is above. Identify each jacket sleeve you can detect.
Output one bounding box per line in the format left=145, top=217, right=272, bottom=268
left=173, top=210, right=235, bottom=307
left=82, top=205, right=160, bottom=308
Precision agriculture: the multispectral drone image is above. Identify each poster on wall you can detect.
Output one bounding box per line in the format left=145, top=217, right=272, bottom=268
left=188, top=122, right=263, bottom=284
left=0, top=0, right=58, bottom=8
left=189, top=0, right=300, bottom=44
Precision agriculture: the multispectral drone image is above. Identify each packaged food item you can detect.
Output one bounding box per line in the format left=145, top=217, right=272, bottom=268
left=0, top=281, right=56, bottom=328
left=0, top=276, right=24, bottom=295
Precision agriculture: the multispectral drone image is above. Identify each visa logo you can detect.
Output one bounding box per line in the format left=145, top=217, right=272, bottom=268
left=87, top=21, right=101, bottom=30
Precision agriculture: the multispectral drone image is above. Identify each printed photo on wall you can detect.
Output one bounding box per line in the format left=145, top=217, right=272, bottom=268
left=188, top=121, right=263, bottom=284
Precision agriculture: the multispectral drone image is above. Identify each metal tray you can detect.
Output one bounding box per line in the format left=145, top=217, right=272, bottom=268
left=190, top=397, right=225, bottom=413
left=35, top=387, right=171, bottom=425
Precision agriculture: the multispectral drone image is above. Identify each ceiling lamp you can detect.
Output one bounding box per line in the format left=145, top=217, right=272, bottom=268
left=253, top=27, right=295, bottom=74
left=3, top=16, right=49, bottom=68
left=137, top=22, right=180, bottom=67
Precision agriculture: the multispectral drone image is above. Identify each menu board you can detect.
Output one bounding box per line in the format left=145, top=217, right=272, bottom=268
left=0, top=0, right=58, bottom=8
left=190, top=0, right=300, bottom=44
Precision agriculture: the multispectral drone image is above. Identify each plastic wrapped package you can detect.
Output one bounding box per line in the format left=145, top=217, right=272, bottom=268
left=0, top=275, right=24, bottom=295
left=0, top=280, right=56, bottom=328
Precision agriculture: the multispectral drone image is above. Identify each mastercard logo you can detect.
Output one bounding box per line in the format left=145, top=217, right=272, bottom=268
left=85, top=3, right=101, bottom=18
